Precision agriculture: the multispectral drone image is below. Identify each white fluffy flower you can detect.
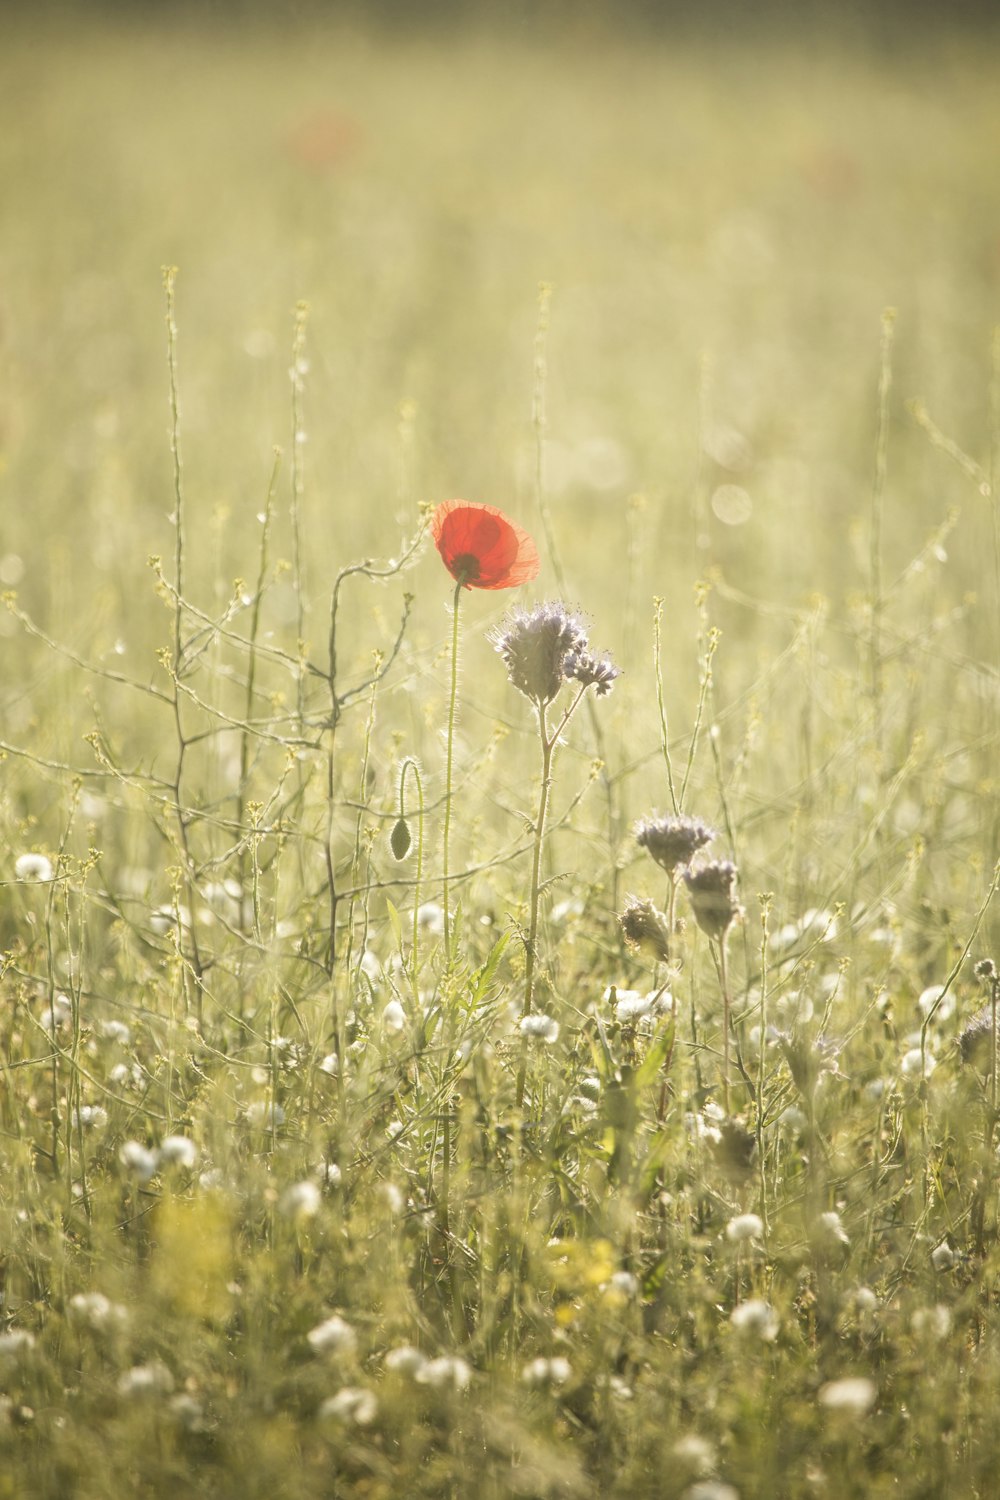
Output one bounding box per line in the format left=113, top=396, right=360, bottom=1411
left=158, top=1135, right=197, bottom=1169
left=15, top=853, right=53, bottom=883
left=119, top=1141, right=158, bottom=1183
left=521, top=1355, right=571, bottom=1388
left=68, top=1292, right=128, bottom=1333
left=415, top=1355, right=471, bottom=1391
left=818, top=1376, right=876, bottom=1415
left=931, top=1241, right=956, bottom=1272
left=280, top=1180, right=322, bottom=1220
left=307, top=1315, right=357, bottom=1357
left=382, top=999, right=407, bottom=1033
left=319, top=1386, right=378, bottom=1425
left=726, top=1213, right=764, bottom=1244
left=117, top=1362, right=174, bottom=1397
left=385, top=1344, right=427, bottom=1377
left=730, top=1299, right=779, bottom=1341
left=520, top=1014, right=560, bottom=1043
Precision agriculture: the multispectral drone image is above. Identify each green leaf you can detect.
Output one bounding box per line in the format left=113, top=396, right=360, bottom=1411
left=468, top=930, right=511, bottom=1007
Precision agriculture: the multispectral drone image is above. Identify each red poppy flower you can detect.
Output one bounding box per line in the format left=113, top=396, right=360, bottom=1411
left=431, top=500, right=540, bottom=590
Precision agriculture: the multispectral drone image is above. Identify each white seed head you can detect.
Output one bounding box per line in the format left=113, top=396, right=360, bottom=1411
left=730, top=1299, right=779, bottom=1341
left=318, top=1386, right=378, bottom=1425
left=726, top=1213, right=764, bottom=1244
left=307, top=1314, right=357, bottom=1357
left=15, top=853, right=53, bottom=883
left=818, top=1376, right=876, bottom=1416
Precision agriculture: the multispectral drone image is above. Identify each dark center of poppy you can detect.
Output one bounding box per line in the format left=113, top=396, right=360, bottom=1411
left=450, top=552, right=481, bottom=583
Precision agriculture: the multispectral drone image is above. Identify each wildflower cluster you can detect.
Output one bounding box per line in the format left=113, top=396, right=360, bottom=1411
left=491, top=601, right=620, bottom=707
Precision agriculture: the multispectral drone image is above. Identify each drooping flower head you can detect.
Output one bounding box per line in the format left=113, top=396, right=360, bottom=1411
left=564, top=646, right=622, bottom=697
left=618, top=895, right=671, bottom=963
left=683, top=860, right=743, bottom=941
left=431, top=500, right=540, bottom=590
left=635, top=813, right=717, bottom=876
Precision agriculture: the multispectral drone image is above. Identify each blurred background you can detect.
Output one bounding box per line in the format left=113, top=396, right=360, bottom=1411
left=2, top=0, right=998, bottom=820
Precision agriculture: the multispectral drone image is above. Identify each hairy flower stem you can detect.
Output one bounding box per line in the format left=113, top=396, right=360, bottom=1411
left=442, top=581, right=463, bottom=958
left=718, top=934, right=732, bottom=1116
left=516, top=686, right=586, bottom=1110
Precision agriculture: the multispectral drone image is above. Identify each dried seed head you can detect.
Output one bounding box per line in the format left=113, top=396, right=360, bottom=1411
left=635, top=814, right=717, bottom=876
left=683, top=860, right=742, bottom=940
left=491, top=602, right=588, bottom=706
left=959, top=1007, right=993, bottom=1069
left=618, top=896, right=671, bottom=963
left=564, top=647, right=621, bottom=698
left=974, top=957, right=998, bottom=986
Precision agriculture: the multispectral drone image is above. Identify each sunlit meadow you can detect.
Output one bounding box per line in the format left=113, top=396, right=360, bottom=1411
left=1, top=9, right=1000, bottom=1497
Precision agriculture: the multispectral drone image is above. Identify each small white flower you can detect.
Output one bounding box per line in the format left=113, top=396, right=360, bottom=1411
left=119, top=1141, right=158, bottom=1183
left=245, top=1100, right=284, bottom=1129
left=931, top=1241, right=956, bottom=1272
left=15, top=853, right=53, bottom=883
left=117, top=1362, right=174, bottom=1397
left=319, top=1052, right=339, bottom=1077
left=168, top=1393, right=205, bottom=1430
left=385, top=1344, right=427, bottom=1377
left=416, top=902, right=445, bottom=937
left=901, top=1047, right=935, bottom=1079
left=307, top=1315, right=357, bottom=1357
left=730, top=1299, right=779, bottom=1341
left=607, top=1374, right=633, bottom=1400
left=415, top=1355, right=471, bottom=1391
left=72, top=1105, right=108, bottom=1131
left=683, top=1483, right=740, bottom=1500
left=818, top=1376, right=876, bottom=1415
left=609, top=1270, right=640, bottom=1299
left=852, top=1286, right=879, bottom=1314
left=359, top=950, right=382, bottom=982
left=383, top=999, right=407, bottom=1034
left=726, top=1213, right=764, bottom=1244
left=818, top=1210, right=849, bottom=1246
left=521, top=1355, right=571, bottom=1388
left=318, top=1162, right=342, bottom=1188
left=38, top=994, right=72, bottom=1033
left=158, top=1135, right=197, bottom=1170
left=520, top=1014, right=560, bottom=1043
left=380, top=1182, right=405, bottom=1215
left=100, top=1019, right=132, bottom=1044
left=911, top=1304, right=951, bottom=1339
left=319, top=1386, right=378, bottom=1425
left=0, top=1331, right=35, bottom=1361
left=68, top=1292, right=128, bottom=1332
left=918, top=984, right=953, bottom=1021
left=673, top=1434, right=716, bottom=1477
left=280, top=1180, right=321, bottom=1220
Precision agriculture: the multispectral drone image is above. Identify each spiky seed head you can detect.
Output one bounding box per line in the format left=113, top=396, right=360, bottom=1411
left=618, top=896, right=671, bottom=963
left=635, top=814, right=717, bottom=876
left=491, top=602, right=588, bottom=706
left=683, top=860, right=742, bottom=941
left=974, top=957, right=998, bottom=985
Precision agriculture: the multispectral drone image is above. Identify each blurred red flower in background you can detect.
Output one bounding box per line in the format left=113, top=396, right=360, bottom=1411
left=431, top=500, right=540, bottom=590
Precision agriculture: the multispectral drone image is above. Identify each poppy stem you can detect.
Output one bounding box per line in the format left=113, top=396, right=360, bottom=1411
left=442, top=580, right=463, bottom=957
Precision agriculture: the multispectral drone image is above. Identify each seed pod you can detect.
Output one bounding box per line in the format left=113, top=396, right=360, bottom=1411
left=390, top=817, right=412, bottom=860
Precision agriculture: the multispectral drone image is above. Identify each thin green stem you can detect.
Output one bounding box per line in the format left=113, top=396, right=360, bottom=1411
left=442, top=581, right=463, bottom=956
left=718, top=935, right=732, bottom=1116
left=870, top=307, right=896, bottom=752
left=653, top=597, right=680, bottom=815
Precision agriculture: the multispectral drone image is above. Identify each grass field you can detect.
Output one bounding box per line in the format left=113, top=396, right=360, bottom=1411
left=2, top=10, right=1000, bottom=1497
